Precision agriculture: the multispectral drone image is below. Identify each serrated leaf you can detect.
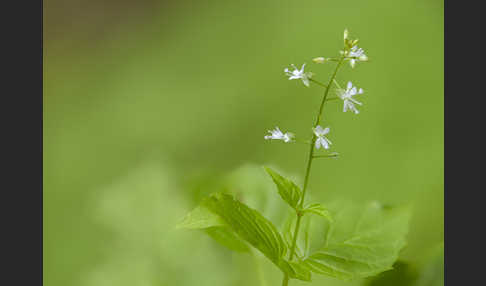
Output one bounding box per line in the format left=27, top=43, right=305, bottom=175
left=302, top=203, right=333, bottom=222
left=303, top=201, right=411, bottom=281
left=205, top=227, right=250, bottom=253
left=176, top=205, right=226, bottom=229
left=264, top=166, right=302, bottom=209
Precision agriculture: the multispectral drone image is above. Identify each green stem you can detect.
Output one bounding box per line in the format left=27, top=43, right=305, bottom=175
left=309, top=78, right=327, bottom=88
left=281, top=56, right=345, bottom=286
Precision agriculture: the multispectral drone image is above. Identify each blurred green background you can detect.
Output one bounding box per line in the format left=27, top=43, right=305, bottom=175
left=44, top=0, right=443, bottom=285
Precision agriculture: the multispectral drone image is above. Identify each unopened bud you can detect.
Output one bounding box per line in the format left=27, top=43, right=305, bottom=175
left=313, top=57, right=326, bottom=64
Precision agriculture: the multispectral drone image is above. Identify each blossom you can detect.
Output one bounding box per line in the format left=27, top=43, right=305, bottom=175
left=337, top=81, right=364, bottom=114
left=347, top=45, right=368, bottom=68
left=313, top=125, right=332, bottom=149
left=264, top=127, right=294, bottom=142
left=284, top=64, right=312, bottom=87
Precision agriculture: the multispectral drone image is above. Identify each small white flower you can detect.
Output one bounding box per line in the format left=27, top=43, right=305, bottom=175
left=284, top=64, right=312, bottom=87
left=337, top=81, right=364, bottom=114
left=264, top=127, right=294, bottom=143
left=348, top=45, right=368, bottom=68
left=313, top=125, right=332, bottom=149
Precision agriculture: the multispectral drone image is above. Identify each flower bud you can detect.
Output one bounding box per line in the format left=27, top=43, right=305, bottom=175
left=312, top=57, right=326, bottom=64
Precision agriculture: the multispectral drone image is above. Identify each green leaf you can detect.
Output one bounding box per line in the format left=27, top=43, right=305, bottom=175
left=203, top=192, right=310, bottom=281
left=205, top=227, right=250, bottom=253
left=303, top=201, right=411, bottom=281
left=203, top=193, right=287, bottom=265
left=176, top=205, right=226, bottom=229
left=302, top=203, right=333, bottom=222
left=176, top=203, right=250, bottom=253
left=280, top=259, right=312, bottom=282
left=264, top=166, right=302, bottom=210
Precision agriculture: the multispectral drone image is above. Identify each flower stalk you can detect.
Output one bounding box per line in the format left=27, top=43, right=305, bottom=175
left=281, top=55, right=346, bottom=286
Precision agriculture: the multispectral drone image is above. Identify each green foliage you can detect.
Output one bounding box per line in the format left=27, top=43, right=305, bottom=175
left=302, top=201, right=411, bottom=281
left=264, top=166, right=302, bottom=210
left=176, top=205, right=226, bottom=229
left=203, top=193, right=287, bottom=264
left=302, top=203, right=333, bottom=222
left=178, top=168, right=412, bottom=284
left=205, top=227, right=250, bottom=253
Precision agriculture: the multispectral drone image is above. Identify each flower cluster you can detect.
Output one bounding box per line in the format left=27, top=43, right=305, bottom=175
left=265, top=29, right=368, bottom=154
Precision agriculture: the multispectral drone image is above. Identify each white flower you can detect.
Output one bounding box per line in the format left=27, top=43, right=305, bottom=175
left=337, top=81, right=364, bottom=114
left=284, top=64, right=312, bottom=87
left=313, top=125, right=332, bottom=149
left=348, top=45, right=368, bottom=68
left=264, top=127, right=294, bottom=142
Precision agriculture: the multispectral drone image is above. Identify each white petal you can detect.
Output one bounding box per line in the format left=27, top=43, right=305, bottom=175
left=347, top=81, right=353, bottom=90
left=314, top=125, right=324, bottom=136
left=350, top=87, right=357, bottom=95
left=321, top=138, right=329, bottom=149
left=350, top=59, right=356, bottom=68
left=358, top=88, right=363, bottom=94
left=322, top=127, right=330, bottom=135
left=343, top=101, right=349, bottom=112
left=315, top=138, right=322, bottom=149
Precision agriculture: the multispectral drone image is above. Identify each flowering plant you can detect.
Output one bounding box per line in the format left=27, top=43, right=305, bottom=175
left=178, top=29, right=410, bottom=286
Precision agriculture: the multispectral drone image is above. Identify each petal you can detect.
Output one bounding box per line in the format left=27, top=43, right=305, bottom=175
left=322, top=127, right=330, bottom=135
left=347, top=81, right=353, bottom=90
left=314, top=125, right=324, bottom=135
left=358, top=88, right=364, bottom=94
left=343, top=101, right=349, bottom=112
left=315, top=138, right=321, bottom=149
left=321, top=139, right=329, bottom=149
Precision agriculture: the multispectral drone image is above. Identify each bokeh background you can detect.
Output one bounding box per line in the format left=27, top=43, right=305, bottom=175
left=44, top=0, right=443, bottom=285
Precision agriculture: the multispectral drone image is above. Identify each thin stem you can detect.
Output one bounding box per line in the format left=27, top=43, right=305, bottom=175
left=281, top=56, right=345, bottom=286
left=313, top=153, right=339, bottom=159
left=325, top=97, right=339, bottom=102
left=309, top=78, right=327, bottom=88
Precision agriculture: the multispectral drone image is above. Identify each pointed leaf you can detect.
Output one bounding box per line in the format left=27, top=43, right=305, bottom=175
left=203, top=193, right=287, bottom=263
left=176, top=205, right=226, bottom=229
left=264, top=166, right=302, bottom=209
